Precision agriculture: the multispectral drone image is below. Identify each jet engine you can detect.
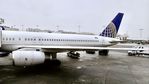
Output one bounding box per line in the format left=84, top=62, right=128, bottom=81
left=12, top=51, right=45, bottom=66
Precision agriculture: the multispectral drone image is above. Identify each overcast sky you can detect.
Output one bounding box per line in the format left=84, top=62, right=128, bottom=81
left=0, top=0, right=149, bottom=39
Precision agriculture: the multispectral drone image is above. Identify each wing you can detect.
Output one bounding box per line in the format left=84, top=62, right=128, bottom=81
left=16, top=45, right=146, bottom=51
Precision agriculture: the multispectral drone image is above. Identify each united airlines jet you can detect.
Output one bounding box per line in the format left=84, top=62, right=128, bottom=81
left=0, top=13, right=124, bottom=66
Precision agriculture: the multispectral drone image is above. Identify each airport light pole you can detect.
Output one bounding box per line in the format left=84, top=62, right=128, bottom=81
left=36, top=25, right=39, bottom=28
left=21, top=25, right=24, bottom=31
left=139, top=28, right=144, bottom=39
left=56, top=25, right=59, bottom=31
left=78, top=25, right=80, bottom=33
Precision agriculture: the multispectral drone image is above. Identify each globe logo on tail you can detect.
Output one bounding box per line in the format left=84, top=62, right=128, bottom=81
left=100, top=22, right=117, bottom=38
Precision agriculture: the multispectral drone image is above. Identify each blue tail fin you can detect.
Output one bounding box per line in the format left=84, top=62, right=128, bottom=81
left=99, top=13, right=124, bottom=38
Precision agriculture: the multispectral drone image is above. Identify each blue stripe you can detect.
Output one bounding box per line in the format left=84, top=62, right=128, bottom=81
left=112, top=13, right=124, bottom=33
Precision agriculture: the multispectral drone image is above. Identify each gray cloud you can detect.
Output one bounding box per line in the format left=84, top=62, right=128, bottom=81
left=0, top=0, right=149, bottom=39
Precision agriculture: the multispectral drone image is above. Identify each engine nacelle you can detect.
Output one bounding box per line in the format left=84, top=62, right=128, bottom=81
left=12, top=51, right=45, bottom=66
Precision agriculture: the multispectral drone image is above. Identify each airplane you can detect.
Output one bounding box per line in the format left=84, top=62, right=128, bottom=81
left=0, top=13, right=124, bottom=66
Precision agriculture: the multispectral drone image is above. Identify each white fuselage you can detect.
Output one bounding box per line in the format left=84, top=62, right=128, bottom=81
left=0, top=31, right=117, bottom=51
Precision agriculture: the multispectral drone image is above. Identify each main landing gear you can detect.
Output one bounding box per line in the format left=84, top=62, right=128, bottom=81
left=45, top=52, right=61, bottom=66
left=86, top=50, right=95, bottom=54
left=98, top=50, right=109, bottom=56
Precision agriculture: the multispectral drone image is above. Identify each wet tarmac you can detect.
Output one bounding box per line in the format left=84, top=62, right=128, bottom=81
left=0, top=51, right=149, bottom=84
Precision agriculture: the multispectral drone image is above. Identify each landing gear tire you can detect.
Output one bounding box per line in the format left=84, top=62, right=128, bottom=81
left=44, top=59, right=61, bottom=66
left=44, top=52, right=61, bottom=66
left=51, top=59, right=61, bottom=66
left=99, top=50, right=109, bottom=56
left=86, top=51, right=95, bottom=54
left=128, top=53, right=133, bottom=56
